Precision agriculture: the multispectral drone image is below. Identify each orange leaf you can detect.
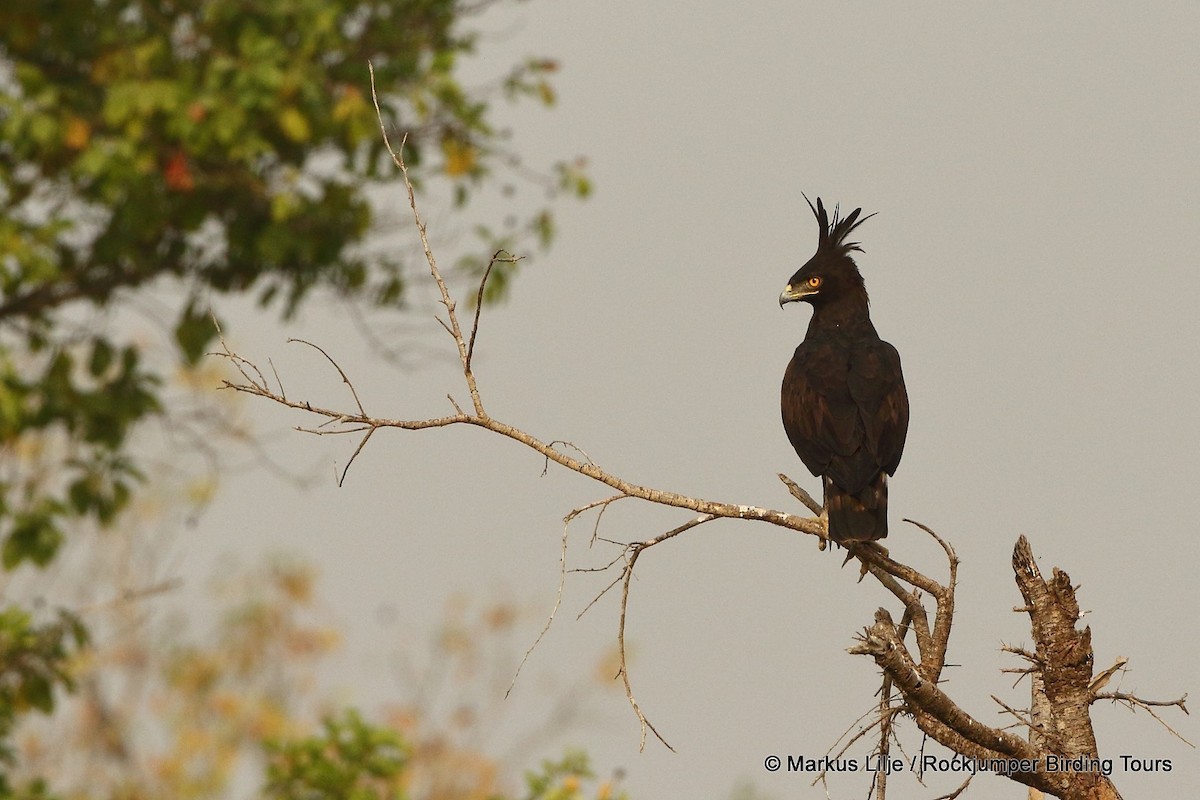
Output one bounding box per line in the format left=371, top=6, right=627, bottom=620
left=442, top=138, right=477, bottom=177
left=64, top=116, right=91, bottom=150
left=164, top=150, right=195, bottom=191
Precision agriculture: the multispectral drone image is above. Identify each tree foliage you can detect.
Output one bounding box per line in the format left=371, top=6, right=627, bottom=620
left=0, top=0, right=586, bottom=783
left=0, top=607, right=86, bottom=799
left=264, top=709, right=410, bottom=800
left=8, top=553, right=624, bottom=800
left=0, top=0, right=582, bottom=566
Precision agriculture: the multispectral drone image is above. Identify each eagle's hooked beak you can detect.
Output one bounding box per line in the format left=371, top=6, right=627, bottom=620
left=778, top=284, right=811, bottom=307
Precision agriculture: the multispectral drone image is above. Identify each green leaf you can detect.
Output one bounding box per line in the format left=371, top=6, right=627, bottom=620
left=87, top=339, right=113, bottom=377
left=3, top=512, right=64, bottom=569
left=22, top=675, right=53, bottom=714
left=174, top=303, right=218, bottom=365
left=278, top=106, right=312, bottom=143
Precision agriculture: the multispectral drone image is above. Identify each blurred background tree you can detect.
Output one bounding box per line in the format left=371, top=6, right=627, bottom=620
left=11, top=550, right=627, bottom=800
left=0, top=0, right=588, bottom=793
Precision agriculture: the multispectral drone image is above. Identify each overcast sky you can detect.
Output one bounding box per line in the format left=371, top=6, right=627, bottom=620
left=195, top=2, right=1198, bottom=797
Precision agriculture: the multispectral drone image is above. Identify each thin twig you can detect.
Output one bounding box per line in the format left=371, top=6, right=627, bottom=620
left=584, top=494, right=627, bottom=545
left=467, top=250, right=521, bottom=373
left=617, top=513, right=717, bottom=751
left=338, top=428, right=375, bottom=487
left=77, top=579, right=183, bottom=613
left=543, top=439, right=597, bottom=476
left=268, top=357, right=286, bottom=400
left=506, top=500, right=573, bottom=698
left=368, top=61, right=485, bottom=418
left=210, top=313, right=268, bottom=389
left=1093, top=691, right=1193, bottom=746
left=576, top=570, right=625, bottom=620
left=288, top=338, right=366, bottom=417
left=811, top=699, right=903, bottom=792
left=1002, top=644, right=1040, bottom=664
left=466, top=256, right=496, bottom=373
left=931, top=776, right=973, bottom=800
left=294, top=424, right=373, bottom=436
left=991, top=694, right=1037, bottom=733
left=1093, top=690, right=1188, bottom=713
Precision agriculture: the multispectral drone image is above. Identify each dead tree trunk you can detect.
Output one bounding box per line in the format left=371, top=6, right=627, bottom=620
left=853, top=536, right=1133, bottom=799
left=1011, top=536, right=1123, bottom=800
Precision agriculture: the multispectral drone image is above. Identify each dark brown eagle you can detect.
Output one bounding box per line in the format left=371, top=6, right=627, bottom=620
left=779, top=197, right=908, bottom=544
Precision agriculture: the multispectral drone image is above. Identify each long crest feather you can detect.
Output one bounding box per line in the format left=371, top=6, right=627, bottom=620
left=803, top=193, right=876, bottom=256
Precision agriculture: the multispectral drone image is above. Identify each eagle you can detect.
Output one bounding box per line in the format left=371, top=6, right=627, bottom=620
left=779, top=197, right=908, bottom=544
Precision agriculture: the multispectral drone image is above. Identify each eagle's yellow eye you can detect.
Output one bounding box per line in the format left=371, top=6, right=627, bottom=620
left=806, top=276, right=822, bottom=289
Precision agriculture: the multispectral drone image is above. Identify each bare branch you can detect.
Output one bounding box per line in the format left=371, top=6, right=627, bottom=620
left=543, top=439, right=597, bottom=476
left=857, top=559, right=933, bottom=662
left=509, top=493, right=636, bottom=693
left=1093, top=691, right=1194, bottom=747
left=368, top=61, right=485, bottom=417
left=778, top=472, right=823, bottom=515
left=466, top=255, right=497, bottom=373
left=1003, top=644, right=1041, bottom=665
left=466, top=250, right=521, bottom=373
left=875, top=675, right=897, bottom=799
left=572, top=493, right=628, bottom=546
left=576, top=569, right=625, bottom=619
left=77, top=579, right=183, bottom=613
left=506, top=499, right=573, bottom=699
left=850, top=608, right=1041, bottom=765
left=931, top=776, right=973, bottom=800
left=288, top=338, right=366, bottom=417
left=854, top=543, right=945, bottom=599
left=811, top=699, right=900, bottom=791
left=294, top=424, right=372, bottom=436
left=225, top=361, right=830, bottom=541
left=991, top=694, right=1038, bottom=733
left=268, top=357, right=286, bottom=400
left=903, top=518, right=958, bottom=682
left=1093, top=690, right=1188, bottom=713
left=822, top=700, right=892, bottom=760
left=617, top=513, right=717, bottom=751
left=337, top=428, right=375, bottom=487
left=210, top=313, right=268, bottom=390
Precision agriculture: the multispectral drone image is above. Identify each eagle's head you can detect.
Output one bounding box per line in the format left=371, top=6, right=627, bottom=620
left=779, top=195, right=875, bottom=309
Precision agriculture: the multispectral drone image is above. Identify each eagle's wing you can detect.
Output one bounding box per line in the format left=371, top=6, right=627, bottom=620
left=781, top=342, right=860, bottom=479
left=848, top=339, right=909, bottom=476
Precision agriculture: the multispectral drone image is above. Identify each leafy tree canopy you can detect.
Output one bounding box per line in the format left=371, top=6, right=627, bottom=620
left=0, top=0, right=585, bottom=566
left=0, top=0, right=586, bottom=778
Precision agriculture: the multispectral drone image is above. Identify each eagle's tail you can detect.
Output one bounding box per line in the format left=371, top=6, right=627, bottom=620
left=824, top=474, right=888, bottom=544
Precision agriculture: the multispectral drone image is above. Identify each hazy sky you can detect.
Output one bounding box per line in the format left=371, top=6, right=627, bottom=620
left=197, top=2, right=1198, bottom=797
